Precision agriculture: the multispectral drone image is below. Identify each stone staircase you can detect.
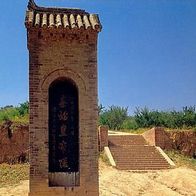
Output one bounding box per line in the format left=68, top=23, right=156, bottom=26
left=108, top=135, right=171, bottom=170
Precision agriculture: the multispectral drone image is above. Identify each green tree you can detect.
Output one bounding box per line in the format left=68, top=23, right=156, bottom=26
left=122, top=116, right=138, bottom=130
left=182, top=106, right=196, bottom=127
left=134, top=107, right=151, bottom=128
left=98, top=104, right=104, bottom=115
left=17, top=101, right=29, bottom=116
left=99, top=105, right=128, bottom=130
left=134, top=106, right=196, bottom=129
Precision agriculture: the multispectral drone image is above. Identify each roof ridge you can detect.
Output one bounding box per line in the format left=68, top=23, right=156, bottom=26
left=25, top=1, right=102, bottom=32
left=28, top=0, right=88, bottom=15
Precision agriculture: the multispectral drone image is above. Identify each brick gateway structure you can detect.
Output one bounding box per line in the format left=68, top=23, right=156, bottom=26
left=25, top=0, right=102, bottom=195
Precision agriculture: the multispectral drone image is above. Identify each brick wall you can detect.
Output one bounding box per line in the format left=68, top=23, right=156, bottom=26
left=28, top=29, right=99, bottom=195
left=142, top=127, right=173, bottom=149
left=142, top=127, right=156, bottom=146
left=154, top=128, right=173, bottom=149
left=98, top=126, right=109, bottom=151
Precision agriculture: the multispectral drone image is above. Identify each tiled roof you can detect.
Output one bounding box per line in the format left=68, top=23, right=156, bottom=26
left=25, top=0, right=102, bottom=32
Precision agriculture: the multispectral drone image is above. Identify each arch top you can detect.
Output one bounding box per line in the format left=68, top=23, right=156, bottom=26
left=49, top=77, right=78, bottom=91
left=41, top=68, right=87, bottom=93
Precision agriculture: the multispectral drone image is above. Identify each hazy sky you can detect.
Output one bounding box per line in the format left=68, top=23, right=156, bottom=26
left=0, top=0, right=196, bottom=113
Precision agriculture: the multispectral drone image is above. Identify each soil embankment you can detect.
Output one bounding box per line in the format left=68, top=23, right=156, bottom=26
left=168, top=131, right=196, bottom=158
left=143, top=127, right=196, bottom=158
left=0, top=121, right=29, bottom=164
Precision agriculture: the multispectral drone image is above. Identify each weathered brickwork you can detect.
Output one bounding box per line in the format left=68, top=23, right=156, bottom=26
left=25, top=2, right=101, bottom=195
left=98, top=126, right=109, bottom=151
left=142, top=127, right=172, bottom=148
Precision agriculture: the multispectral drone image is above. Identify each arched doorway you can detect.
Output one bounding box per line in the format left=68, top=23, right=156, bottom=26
left=48, top=78, right=79, bottom=186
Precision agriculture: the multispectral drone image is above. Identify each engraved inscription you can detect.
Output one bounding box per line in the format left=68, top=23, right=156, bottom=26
left=49, top=79, right=79, bottom=172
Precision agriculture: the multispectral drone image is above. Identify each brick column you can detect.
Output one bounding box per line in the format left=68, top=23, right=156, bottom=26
left=98, top=126, right=109, bottom=151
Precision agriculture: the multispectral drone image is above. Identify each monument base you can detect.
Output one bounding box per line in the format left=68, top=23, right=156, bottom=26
left=29, top=188, right=99, bottom=196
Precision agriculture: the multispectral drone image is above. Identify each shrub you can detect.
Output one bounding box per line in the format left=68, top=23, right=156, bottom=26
left=122, top=117, right=138, bottom=130
left=0, top=101, right=29, bottom=123
left=17, top=101, right=29, bottom=116
left=99, top=105, right=128, bottom=130
left=134, top=106, right=196, bottom=129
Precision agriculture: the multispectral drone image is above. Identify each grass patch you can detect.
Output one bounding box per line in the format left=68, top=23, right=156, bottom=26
left=166, top=127, right=196, bottom=132
left=11, top=114, right=29, bottom=124
left=0, top=102, right=29, bottom=124
left=99, top=152, right=110, bottom=166
left=166, top=150, right=196, bottom=170
left=0, top=163, right=29, bottom=187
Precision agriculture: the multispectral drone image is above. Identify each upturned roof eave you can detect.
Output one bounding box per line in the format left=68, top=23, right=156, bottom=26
left=28, top=0, right=88, bottom=15
left=25, top=0, right=102, bottom=32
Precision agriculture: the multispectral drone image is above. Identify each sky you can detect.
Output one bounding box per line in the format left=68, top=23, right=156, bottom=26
left=0, top=0, right=196, bottom=114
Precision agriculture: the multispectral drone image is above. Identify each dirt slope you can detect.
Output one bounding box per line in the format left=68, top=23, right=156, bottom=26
left=99, top=161, right=196, bottom=196
left=0, top=160, right=196, bottom=196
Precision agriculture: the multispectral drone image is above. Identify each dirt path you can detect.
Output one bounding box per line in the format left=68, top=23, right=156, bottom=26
left=108, top=130, right=137, bottom=135
left=0, top=180, right=29, bottom=196
left=0, top=161, right=196, bottom=196
left=99, top=161, right=196, bottom=196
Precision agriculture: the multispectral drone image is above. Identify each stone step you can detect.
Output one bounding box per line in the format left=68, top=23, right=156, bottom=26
left=108, top=135, right=171, bottom=170
left=111, top=155, right=167, bottom=159
left=115, top=159, right=169, bottom=163
left=116, top=166, right=170, bottom=170
left=116, top=164, right=170, bottom=167
left=115, top=162, right=170, bottom=170
left=108, top=135, right=147, bottom=146
left=116, top=162, right=170, bottom=165
left=115, top=159, right=169, bottom=162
